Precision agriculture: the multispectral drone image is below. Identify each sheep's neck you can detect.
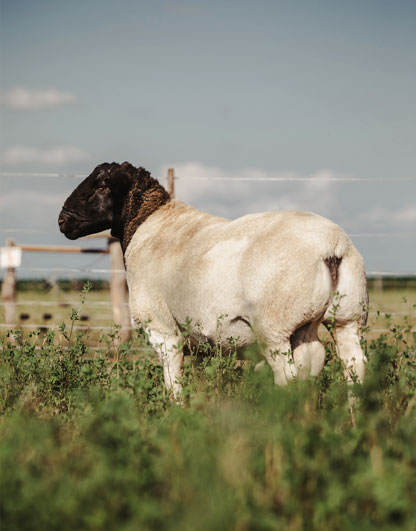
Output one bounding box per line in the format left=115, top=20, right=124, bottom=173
left=113, top=182, right=171, bottom=253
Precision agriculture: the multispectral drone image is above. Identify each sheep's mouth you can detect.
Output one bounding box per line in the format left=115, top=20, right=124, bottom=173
left=59, top=207, right=93, bottom=238
left=59, top=215, right=84, bottom=240
left=60, top=207, right=90, bottom=224
left=62, top=227, right=82, bottom=240
left=59, top=213, right=110, bottom=240
left=60, top=222, right=101, bottom=240
left=59, top=219, right=82, bottom=240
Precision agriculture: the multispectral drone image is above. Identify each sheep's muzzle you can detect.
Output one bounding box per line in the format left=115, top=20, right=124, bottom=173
left=58, top=209, right=82, bottom=239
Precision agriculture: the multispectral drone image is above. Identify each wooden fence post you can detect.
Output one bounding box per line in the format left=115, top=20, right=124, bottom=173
left=167, top=168, right=175, bottom=197
left=108, top=237, right=131, bottom=344
left=374, top=274, right=383, bottom=292
left=1, top=239, right=17, bottom=326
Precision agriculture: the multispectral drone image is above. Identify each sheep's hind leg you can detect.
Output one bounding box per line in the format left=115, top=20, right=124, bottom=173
left=263, top=339, right=297, bottom=385
left=333, top=322, right=366, bottom=384
left=291, top=321, right=326, bottom=379
left=147, top=331, right=184, bottom=399
left=331, top=321, right=367, bottom=425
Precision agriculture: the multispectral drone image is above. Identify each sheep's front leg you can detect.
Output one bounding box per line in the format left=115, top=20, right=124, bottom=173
left=147, top=331, right=184, bottom=399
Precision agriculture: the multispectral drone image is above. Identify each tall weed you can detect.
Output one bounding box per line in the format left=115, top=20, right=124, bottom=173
left=0, top=302, right=415, bottom=530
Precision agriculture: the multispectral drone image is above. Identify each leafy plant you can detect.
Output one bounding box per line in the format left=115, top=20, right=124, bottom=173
left=0, top=294, right=415, bottom=530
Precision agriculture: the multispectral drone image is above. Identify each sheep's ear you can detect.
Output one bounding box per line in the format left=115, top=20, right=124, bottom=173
left=107, top=171, right=131, bottom=197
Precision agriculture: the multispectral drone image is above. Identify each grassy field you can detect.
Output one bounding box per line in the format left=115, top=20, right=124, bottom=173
left=4, top=282, right=415, bottom=346
left=1, top=284, right=416, bottom=529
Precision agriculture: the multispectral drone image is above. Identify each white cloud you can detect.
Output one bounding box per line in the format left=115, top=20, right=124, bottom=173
left=0, top=87, right=77, bottom=110
left=160, top=162, right=339, bottom=220
left=1, top=145, right=89, bottom=166
left=394, top=206, right=416, bottom=224
left=357, top=205, right=416, bottom=229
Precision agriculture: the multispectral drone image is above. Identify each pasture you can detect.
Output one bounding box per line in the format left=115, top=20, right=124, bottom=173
left=1, top=282, right=416, bottom=530
left=6, top=279, right=416, bottom=345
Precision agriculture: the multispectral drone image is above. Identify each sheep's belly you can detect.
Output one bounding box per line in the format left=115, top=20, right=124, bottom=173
left=186, top=315, right=256, bottom=350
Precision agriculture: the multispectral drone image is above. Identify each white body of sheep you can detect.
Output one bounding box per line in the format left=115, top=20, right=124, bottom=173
left=125, top=200, right=368, bottom=397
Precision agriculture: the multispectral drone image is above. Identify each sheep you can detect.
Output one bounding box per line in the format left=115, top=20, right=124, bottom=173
left=59, top=161, right=368, bottom=397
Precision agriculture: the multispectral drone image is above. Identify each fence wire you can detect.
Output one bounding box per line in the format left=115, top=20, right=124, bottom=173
left=1, top=170, right=416, bottom=182
left=2, top=170, right=415, bottom=278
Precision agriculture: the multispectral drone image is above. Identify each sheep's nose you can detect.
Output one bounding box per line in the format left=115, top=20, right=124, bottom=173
left=58, top=216, right=67, bottom=232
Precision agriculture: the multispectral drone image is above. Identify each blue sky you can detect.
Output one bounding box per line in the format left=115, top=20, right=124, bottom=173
left=1, top=0, right=415, bottom=276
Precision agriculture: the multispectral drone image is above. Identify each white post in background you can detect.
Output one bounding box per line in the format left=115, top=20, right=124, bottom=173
left=374, top=274, right=383, bottom=292
left=108, top=237, right=131, bottom=344
left=1, top=239, right=18, bottom=326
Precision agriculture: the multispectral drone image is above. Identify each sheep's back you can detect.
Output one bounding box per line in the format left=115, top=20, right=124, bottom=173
left=124, top=202, right=361, bottom=338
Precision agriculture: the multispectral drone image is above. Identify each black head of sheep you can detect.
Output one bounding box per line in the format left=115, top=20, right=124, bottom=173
left=58, top=162, right=170, bottom=250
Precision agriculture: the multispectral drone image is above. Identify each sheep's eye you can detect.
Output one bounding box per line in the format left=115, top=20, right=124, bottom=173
left=88, top=190, right=99, bottom=202
left=88, top=186, right=107, bottom=202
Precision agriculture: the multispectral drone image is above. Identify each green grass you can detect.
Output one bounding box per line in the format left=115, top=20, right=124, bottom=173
left=1, top=291, right=416, bottom=530
left=9, top=283, right=113, bottom=345
left=7, top=285, right=416, bottom=348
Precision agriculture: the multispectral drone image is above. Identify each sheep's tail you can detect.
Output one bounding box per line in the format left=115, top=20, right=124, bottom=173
left=324, top=256, right=342, bottom=292
left=323, top=245, right=368, bottom=327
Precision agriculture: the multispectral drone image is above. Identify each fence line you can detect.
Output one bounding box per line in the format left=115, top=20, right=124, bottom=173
left=0, top=237, right=131, bottom=342
left=2, top=227, right=416, bottom=239
left=1, top=323, right=414, bottom=335
left=14, top=267, right=126, bottom=274
left=0, top=228, right=56, bottom=234
left=0, top=171, right=165, bottom=179
left=9, top=266, right=416, bottom=277
left=348, top=233, right=416, bottom=238
left=2, top=169, right=415, bottom=243
left=0, top=322, right=133, bottom=331
left=0, top=171, right=86, bottom=179
left=0, top=300, right=411, bottom=318
left=367, top=272, right=416, bottom=277
left=1, top=170, right=416, bottom=182
left=190, top=176, right=416, bottom=182
left=0, top=300, right=127, bottom=307
left=2, top=168, right=414, bottom=347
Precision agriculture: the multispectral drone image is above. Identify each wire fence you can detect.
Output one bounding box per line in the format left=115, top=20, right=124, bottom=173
left=3, top=299, right=412, bottom=317
left=2, top=228, right=416, bottom=240
left=1, top=319, right=414, bottom=335
left=2, top=170, right=416, bottom=180
left=4, top=266, right=416, bottom=277
left=2, top=170, right=416, bottom=273
left=2, top=170, right=416, bottom=182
